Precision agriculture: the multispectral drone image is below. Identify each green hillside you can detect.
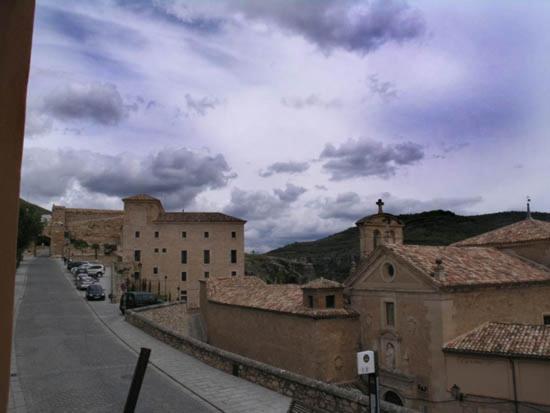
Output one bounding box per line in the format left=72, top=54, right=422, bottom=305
left=246, top=210, right=550, bottom=283
left=20, top=198, right=50, bottom=216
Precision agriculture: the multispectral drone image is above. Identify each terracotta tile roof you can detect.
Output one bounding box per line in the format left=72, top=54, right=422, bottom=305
left=443, top=322, right=550, bottom=360
left=155, top=212, right=245, bottom=223
left=302, top=278, right=343, bottom=289
left=453, top=218, right=550, bottom=247
left=122, top=194, right=161, bottom=202
left=206, top=277, right=357, bottom=318
left=385, top=244, right=550, bottom=288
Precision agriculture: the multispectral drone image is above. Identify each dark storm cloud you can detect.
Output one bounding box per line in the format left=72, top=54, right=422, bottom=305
left=42, top=82, right=130, bottom=126
left=224, top=0, right=425, bottom=54
left=281, top=95, right=342, bottom=110
left=274, top=184, right=307, bottom=203
left=315, top=192, right=483, bottom=221
left=224, top=188, right=287, bottom=220
left=259, top=161, right=310, bottom=178
left=320, top=139, right=424, bottom=180
left=21, top=147, right=234, bottom=209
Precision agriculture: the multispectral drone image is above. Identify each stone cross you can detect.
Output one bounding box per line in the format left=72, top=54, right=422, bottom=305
left=376, top=198, right=384, bottom=214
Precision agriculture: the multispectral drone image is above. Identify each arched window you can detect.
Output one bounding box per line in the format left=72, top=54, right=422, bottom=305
left=384, top=391, right=403, bottom=406
left=373, top=230, right=381, bottom=249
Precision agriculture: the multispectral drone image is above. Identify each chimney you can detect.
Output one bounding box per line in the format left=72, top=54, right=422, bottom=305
left=432, top=258, right=445, bottom=280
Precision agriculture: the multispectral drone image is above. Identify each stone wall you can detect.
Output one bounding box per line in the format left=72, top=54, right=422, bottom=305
left=47, top=205, right=123, bottom=257
left=125, top=305, right=417, bottom=413
left=138, top=302, right=205, bottom=340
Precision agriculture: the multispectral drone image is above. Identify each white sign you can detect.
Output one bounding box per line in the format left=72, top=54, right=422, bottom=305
left=357, top=350, right=376, bottom=375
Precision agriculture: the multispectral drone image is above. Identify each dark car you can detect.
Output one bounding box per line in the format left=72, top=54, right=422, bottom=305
left=86, top=284, right=105, bottom=301
left=119, top=292, right=162, bottom=314
left=67, top=261, right=86, bottom=270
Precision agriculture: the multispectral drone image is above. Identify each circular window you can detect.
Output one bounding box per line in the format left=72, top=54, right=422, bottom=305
left=382, top=262, right=396, bottom=281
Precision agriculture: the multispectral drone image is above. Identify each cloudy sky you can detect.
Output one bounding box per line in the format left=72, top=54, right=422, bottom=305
left=22, top=0, right=550, bottom=251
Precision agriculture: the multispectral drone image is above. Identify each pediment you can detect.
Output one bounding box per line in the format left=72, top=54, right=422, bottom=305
left=351, top=249, right=437, bottom=292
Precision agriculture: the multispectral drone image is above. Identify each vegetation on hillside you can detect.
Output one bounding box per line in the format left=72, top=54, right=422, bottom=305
left=246, top=210, right=550, bottom=284
left=17, top=200, right=46, bottom=265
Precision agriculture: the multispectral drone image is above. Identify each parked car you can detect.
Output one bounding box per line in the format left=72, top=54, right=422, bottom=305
left=86, top=284, right=105, bottom=301
left=73, top=264, right=92, bottom=275
left=68, top=261, right=87, bottom=271
left=119, top=292, right=162, bottom=314
left=86, top=264, right=105, bottom=278
left=77, top=276, right=96, bottom=290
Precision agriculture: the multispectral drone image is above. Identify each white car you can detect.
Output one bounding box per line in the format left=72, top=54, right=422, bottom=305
left=86, top=264, right=105, bottom=277
left=71, top=262, right=91, bottom=274
left=77, top=276, right=96, bottom=290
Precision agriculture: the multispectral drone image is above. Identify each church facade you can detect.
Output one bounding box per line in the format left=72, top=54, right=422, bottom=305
left=345, top=201, right=550, bottom=412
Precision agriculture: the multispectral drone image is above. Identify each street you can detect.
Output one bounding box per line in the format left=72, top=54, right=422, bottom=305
left=13, top=257, right=217, bottom=413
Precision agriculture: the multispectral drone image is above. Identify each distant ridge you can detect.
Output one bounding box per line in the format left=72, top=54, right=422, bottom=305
left=246, top=210, right=550, bottom=283
left=20, top=198, right=50, bottom=216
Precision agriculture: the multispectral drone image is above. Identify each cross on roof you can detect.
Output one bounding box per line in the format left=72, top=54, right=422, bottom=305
left=376, top=198, right=384, bottom=214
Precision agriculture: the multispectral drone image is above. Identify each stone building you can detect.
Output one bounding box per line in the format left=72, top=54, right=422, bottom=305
left=121, top=195, right=245, bottom=305
left=345, top=200, right=550, bottom=412
left=200, top=276, right=360, bottom=383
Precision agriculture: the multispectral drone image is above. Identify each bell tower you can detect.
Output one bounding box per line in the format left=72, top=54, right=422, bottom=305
left=356, top=199, right=404, bottom=259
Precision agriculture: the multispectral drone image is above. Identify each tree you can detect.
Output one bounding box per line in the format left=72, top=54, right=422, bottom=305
left=17, top=206, right=44, bottom=266
left=91, top=243, right=100, bottom=259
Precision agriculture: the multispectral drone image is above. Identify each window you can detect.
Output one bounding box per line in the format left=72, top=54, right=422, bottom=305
left=134, top=250, right=141, bottom=262
left=231, top=249, right=237, bottom=264
left=181, top=250, right=187, bottom=264
left=231, top=231, right=236, bottom=239
left=308, top=295, right=314, bottom=308
left=162, top=248, right=167, bottom=253
left=204, top=231, right=209, bottom=239
left=153, top=266, right=158, bottom=274
left=181, top=231, right=187, bottom=239
left=180, top=290, right=187, bottom=303
left=231, top=271, right=237, bottom=276
left=154, top=248, right=159, bottom=253
left=135, top=231, right=140, bottom=238
left=326, top=295, right=335, bottom=308
left=382, top=262, right=396, bottom=281
left=181, top=272, right=187, bottom=281
left=154, top=231, right=159, bottom=238
left=544, top=314, right=550, bottom=325
left=373, top=229, right=381, bottom=249
left=204, top=250, right=210, bottom=264
left=133, top=271, right=140, bottom=280
left=204, top=271, right=209, bottom=279
left=385, top=302, right=395, bottom=327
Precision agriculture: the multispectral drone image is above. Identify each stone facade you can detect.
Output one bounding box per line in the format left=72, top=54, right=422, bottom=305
left=46, top=205, right=123, bottom=258
left=120, top=195, right=245, bottom=305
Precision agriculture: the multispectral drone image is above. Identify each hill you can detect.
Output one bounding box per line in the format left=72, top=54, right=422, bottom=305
left=20, top=198, right=50, bottom=216
left=245, top=210, right=550, bottom=283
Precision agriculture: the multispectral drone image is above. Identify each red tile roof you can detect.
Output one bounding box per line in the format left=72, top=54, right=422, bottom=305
left=384, top=244, right=550, bottom=288
left=122, top=194, right=161, bottom=202
left=206, top=277, right=357, bottom=318
left=443, top=322, right=550, bottom=360
left=155, top=212, right=245, bottom=223
left=302, top=278, right=343, bottom=289
left=453, top=218, right=550, bottom=247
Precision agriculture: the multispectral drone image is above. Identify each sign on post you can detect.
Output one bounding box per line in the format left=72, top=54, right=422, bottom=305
left=357, top=350, right=380, bottom=413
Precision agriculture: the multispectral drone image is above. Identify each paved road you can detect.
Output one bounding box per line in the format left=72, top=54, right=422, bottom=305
left=14, top=257, right=217, bottom=413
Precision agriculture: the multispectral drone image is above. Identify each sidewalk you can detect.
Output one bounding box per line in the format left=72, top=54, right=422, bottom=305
left=8, top=257, right=33, bottom=413
left=58, top=259, right=292, bottom=413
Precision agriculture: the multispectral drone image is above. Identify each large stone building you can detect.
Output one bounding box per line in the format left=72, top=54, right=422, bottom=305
left=45, top=194, right=246, bottom=305
left=345, top=201, right=550, bottom=412
left=120, top=194, right=245, bottom=305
